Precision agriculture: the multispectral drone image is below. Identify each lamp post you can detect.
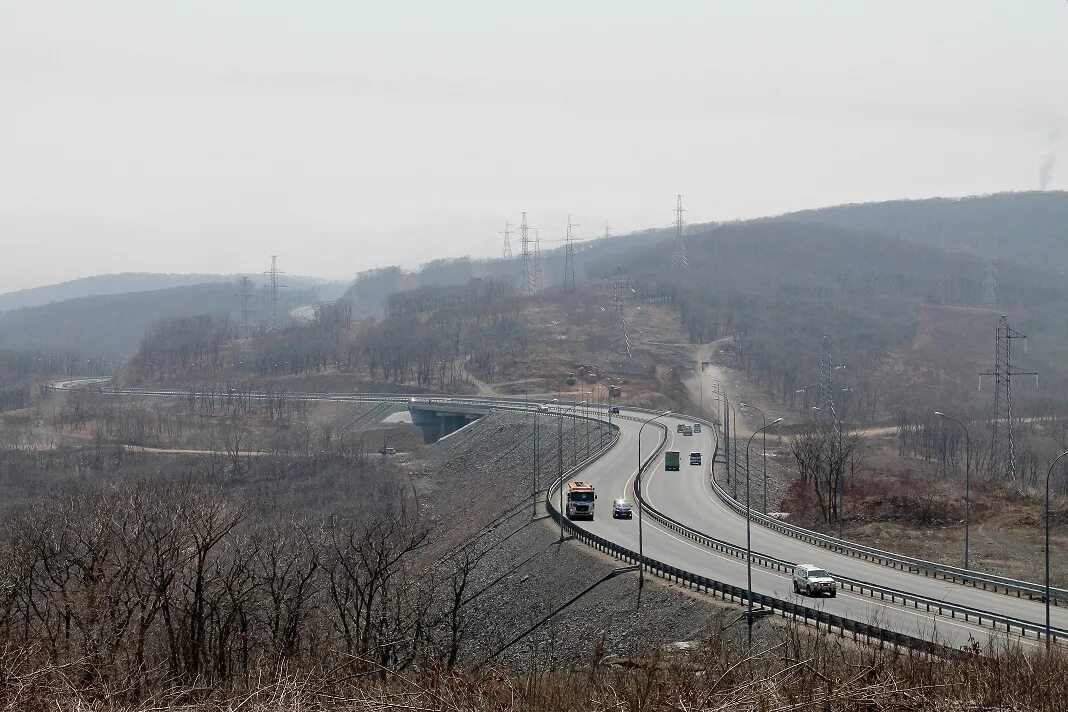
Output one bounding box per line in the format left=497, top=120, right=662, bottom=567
left=741, top=402, right=770, bottom=513
left=637, top=410, right=672, bottom=590
left=1045, top=450, right=1068, bottom=650
left=746, top=417, right=783, bottom=648
left=812, top=405, right=845, bottom=538
left=557, top=399, right=582, bottom=541
left=935, top=411, right=972, bottom=569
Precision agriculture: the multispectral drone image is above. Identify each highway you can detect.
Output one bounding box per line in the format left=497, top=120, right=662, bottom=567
left=49, top=380, right=1066, bottom=650
left=574, top=410, right=1068, bottom=650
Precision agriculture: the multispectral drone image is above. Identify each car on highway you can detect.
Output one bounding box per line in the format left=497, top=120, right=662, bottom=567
left=689, top=451, right=702, bottom=465
left=612, top=498, right=633, bottom=519
left=682, top=426, right=693, bottom=436
left=677, top=423, right=686, bottom=433
left=609, top=406, right=620, bottom=414
left=381, top=446, right=396, bottom=456
left=793, top=564, right=837, bottom=597
left=693, top=423, right=701, bottom=433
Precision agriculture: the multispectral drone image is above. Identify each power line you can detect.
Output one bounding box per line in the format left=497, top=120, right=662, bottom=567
left=500, top=220, right=513, bottom=260
left=981, top=257, right=998, bottom=310
left=671, top=194, right=688, bottom=270
left=263, top=255, right=287, bottom=331
left=518, top=212, right=537, bottom=296
left=232, top=276, right=256, bottom=340
left=609, top=266, right=632, bottom=360
left=980, top=315, right=1038, bottom=480
left=534, top=230, right=543, bottom=290
left=564, top=214, right=579, bottom=293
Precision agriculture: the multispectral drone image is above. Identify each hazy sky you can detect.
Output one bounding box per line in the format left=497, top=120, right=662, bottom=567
left=2, top=1, right=1065, bottom=292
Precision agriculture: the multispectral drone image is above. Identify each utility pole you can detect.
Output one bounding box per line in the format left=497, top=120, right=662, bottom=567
left=233, top=276, right=256, bottom=340
left=980, top=315, right=1038, bottom=480
left=500, top=220, right=513, bottom=260
left=534, top=230, right=543, bottom=290
left=518, top=212, right=537, bottom=296
left=563, top=215, right=579, bottom=293
left=671, top=194, right=688, bottom=270
left=981, top=257, right=998, bottom=310
left=609, top=266, right=632, bottom=359
left=263, top=255, right=287, bottom=331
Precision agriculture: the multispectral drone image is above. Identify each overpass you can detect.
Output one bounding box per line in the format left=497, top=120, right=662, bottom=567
left=407, top=399, right=489, bottom=441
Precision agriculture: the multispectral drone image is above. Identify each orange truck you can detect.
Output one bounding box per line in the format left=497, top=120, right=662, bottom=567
left=565, top=481, right=597, bottom=520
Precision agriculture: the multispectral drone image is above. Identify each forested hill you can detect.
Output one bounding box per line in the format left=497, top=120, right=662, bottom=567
left=601, top=220, right=1068, bottom=419
left=762, top=191, right=1068, bottom=274
left=0, top=281, right=315, bottom=357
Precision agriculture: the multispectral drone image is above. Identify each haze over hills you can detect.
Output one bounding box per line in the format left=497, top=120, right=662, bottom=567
left=0, top=272, right=352, bottom=312
left=762, top=191, right=1068, bottom=275
left=0, top=281, right=317, bottom=357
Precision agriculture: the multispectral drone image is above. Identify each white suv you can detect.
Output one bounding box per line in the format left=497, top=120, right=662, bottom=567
left=793, top=564, right=837, bottom=597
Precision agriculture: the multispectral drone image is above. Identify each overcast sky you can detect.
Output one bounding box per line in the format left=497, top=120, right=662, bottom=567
left=2, top=1, right=1065, bottom=292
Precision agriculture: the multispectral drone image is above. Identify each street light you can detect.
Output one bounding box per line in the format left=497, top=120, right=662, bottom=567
left=741, top=402, right=770, bottom=513
left=1046, top=451, right=1068, bottom=650
left=746, top=417, right=782, bottom=649
left=637, top=410, right=672, bottom=590
left=935, top=411, right=972, bottom=569
left=558, top=399, right=584, bottom=540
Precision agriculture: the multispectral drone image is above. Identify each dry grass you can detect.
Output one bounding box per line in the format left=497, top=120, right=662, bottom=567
left=4, top=620, right=1067, bottom=712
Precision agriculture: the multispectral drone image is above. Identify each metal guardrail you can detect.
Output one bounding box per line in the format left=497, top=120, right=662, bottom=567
left=544, top=433, right=963, bottom=657
left=61, top=382, right=1062, bottom=646
left=629, top=420, right=1068, bottom=646
left=708, top=427, right=1068, bottom=607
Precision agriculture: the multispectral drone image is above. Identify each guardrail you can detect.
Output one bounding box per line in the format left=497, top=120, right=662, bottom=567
left=64, top=381, right=1062, bottom=646
left=708, top=428, right=1068, bottom=607
left=545, top=435, right=963, bottom=657
left=628, top=420, right=1068, bottom=646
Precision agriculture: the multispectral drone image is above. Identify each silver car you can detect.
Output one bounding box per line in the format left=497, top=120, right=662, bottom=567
left=612, top=498, right=634, bottom=519
left=793, top=564, right=837, bottom=597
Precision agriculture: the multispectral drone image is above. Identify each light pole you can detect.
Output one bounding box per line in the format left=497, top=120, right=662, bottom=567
left=741, top=402, right=770, bottom=513
left=558, top=399, right=583, bottom=541
left=935, top=411, right=972, bottom=569
left=746, top=417, right=782, bottom=648
left=1045, top=450, right=1068, bottom=650
left=812, top=405, right=845, bottom=538
left=637, top=411, right=672, bottom=590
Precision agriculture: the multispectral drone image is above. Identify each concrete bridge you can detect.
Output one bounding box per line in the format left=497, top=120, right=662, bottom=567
left=408, top=400, right=489, bottom=441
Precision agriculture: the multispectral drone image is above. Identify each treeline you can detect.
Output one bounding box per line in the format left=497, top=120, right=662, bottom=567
left=127, top=278, right=527, bottom=389
left=0, top=349, right=116, bottom=412
left=0, top=478, right=494, bottom=697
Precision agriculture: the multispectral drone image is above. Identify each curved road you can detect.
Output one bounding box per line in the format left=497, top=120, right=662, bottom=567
left=51, top=380, right=1063, bottom=650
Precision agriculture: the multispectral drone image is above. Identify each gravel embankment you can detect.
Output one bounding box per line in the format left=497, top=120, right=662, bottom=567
left=409, top=411, right=785, bottom=669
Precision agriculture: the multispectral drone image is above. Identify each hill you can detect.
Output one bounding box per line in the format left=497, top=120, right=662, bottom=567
left=601, top=219, right=1068, bottom=420
left=0, top=272, right=351, bottom=312
left=0, top=281, right=316, bottom=357
left=763, top=190, right=1068, bottom=274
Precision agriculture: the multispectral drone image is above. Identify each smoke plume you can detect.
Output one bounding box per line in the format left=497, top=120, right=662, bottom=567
left=1039, top=129, right=1061, bottom=191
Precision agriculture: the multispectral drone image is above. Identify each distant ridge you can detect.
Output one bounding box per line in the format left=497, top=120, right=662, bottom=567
left=0, top=272, right=351, bottom=312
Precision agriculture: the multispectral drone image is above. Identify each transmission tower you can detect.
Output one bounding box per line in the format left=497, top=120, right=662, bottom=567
left=517, top=212, right=537, bottom=296
left=609, top=266, right=632, bottom=359
left=603, top=222, right=611, bottom=240
left=233, top=276, right=256, bottom=340
left=980, top=315, right=1038, bottom=480
left=500, top=220, right=513, bottom=260
left=671, top=194, right=688, bottom=270
left=817, top=336, right=845, bottom=418
left=981, top=257, right=998, bottom=310
left=563, top=214, right=579, bottom=293
left=263, top=255, right=287, bottom=331
left=533, top=230, right=543, bottom=290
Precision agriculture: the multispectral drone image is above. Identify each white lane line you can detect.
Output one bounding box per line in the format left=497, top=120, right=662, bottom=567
left=637, top=513, right=1039, bottom=649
